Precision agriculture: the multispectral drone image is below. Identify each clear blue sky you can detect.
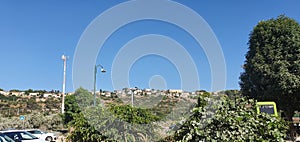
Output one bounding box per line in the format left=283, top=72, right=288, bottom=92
left=0, top=0, right=299, bottom=93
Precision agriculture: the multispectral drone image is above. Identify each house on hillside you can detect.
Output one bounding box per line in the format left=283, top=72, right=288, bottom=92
left=67, top=92, right=74, bottom=95
left=43, top=93, right=56, bottom=98
left=0, top=91, right=9, bottom=96
left=29, top=92, right=39, bottom=97
left=168, top=89, right=183, bottom=94
left=10, top=91, right=25, bottom=97
left=181, top=92, right=190, bottom=98
left=114, top=90, right=122, bottom=96
left=54, top=93, right=61, bottom=98
left=144, top=89, right=152, bottom=95
left=104, top=91, right=112, bottom=97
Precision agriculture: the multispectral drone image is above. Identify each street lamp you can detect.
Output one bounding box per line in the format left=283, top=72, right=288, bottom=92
left=93, top=64, right=106, bottom=106
left=61, top=55, right=67, bottom=114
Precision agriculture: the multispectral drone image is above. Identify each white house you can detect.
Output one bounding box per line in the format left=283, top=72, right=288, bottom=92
left=29, top=92, right=39, bottom=97
left=10, top=91, right=25, bottom=96
left=43, top=93, right=55, bottom=98
left=0, top=91, right=9, bottom=96
left=168, top=89, right=183, bottom=93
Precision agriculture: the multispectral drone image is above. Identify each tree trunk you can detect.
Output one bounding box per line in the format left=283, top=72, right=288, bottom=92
left=286, top=111, right=297, bottom=141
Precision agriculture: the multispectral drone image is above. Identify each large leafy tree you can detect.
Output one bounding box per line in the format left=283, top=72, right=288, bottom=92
left=63, top=87, right=95, bottom=124
left=240, top=16, right=300, bottom=121
left=63, top=94, right=80, bottom=124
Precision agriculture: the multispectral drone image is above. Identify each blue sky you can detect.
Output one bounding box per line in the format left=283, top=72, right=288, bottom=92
left=0, top=0, right=299, bottom=92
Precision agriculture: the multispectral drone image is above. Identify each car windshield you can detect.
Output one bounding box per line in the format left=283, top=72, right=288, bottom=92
left=20, top=131, right=39, bottom=140
left=0, top=133, right=15, bottom=142
left=2, top=131, right=39, bottom=140
left=27, top=130, right=43, bottom=134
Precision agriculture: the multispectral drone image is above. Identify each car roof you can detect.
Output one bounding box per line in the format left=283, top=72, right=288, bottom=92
left=23, top=129, right=42, bottom=131
left=0, top=129, right=30, bottom=133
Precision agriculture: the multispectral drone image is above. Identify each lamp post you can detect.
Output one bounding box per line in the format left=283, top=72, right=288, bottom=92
left=131, top=90, right=134, bottom=106
left=93, top=64, right=106, bottom=106
left=61, top=55, right=67, bottom=114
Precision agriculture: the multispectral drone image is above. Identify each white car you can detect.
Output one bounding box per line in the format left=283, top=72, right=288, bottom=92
left=24, top=130, right=56, bottom=142
left=0, top=130, right=45, bottom=142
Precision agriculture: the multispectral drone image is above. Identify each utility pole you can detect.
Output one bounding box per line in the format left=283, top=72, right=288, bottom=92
left=61, top=55, right=67, bottom=114
left=93, top=64, right=106, bottom=106
left=131, top=90, right=134, bottom=106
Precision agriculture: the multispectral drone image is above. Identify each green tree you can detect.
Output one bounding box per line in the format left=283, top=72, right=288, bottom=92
left=240, top=16, right=300, bottom=125
left=65, top=88, right=108, bottom=141
left=63, top=94, right=80, bottom=124
left=224, top=89, right=241, bottom=101
left=63, top=87, right=93, bottom=125
left=171, top=96, right=288, bottom=142
left=24, top=89, right=34, bottom=95
left=66, top=88, right=162, bottom=141
left=108, top=104, right=160, bottom=124
left=74, top=87, right=94, bottom=107
left=9, top=89, right=21, bottom=92
left=66, top=112, right=108, bottom=142
left=67, top=104, right=160, bottom=141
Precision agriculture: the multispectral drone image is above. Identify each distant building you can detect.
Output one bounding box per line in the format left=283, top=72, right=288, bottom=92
left=135, top=89, right=142, bottom=94
left=67, top=92, right=74, bottom=95
left=190, top=91, right=197, bottom=97
left=0, top=91, right=9, bottom=96
left=181, top=92, right=190, bottom=98
left=168, top=89, right=183, bottom=93
left=105, top=91, right=111, bottom=97
left=54, top=93, right=61, bottom=98
left=114, top=90, right=122, bottom=94
left=10, top=91, right=25, bottom=97
left=29, top=92, right=39, bottom=97
left=43, top=93, right=56, bottom=98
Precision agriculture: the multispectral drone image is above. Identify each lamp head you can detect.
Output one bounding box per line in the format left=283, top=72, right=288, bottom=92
left=101, top=68, right=106, bottom=73
left=61, top=55, right=66, bottom=60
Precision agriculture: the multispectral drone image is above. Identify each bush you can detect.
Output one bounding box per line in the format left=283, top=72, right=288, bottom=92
left=0, top=112, right=63, bottom=131
left=172, top=96, right=288, bottom=142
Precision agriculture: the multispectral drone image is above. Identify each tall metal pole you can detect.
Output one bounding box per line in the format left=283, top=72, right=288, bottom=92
left=62, top=55, right=67, bottom=114
left=93, top=65, right=97, bottom=106
left=93, top=64, right=106, bottom=106
left=131, top=90, right=134, bottom=106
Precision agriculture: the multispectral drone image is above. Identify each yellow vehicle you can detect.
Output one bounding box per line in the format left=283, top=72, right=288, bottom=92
left=256, top=101, right=278, bottom=117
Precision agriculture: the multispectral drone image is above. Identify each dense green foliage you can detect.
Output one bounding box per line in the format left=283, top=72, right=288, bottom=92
left=0, top=112, right=63, bottom=131
left=63, top=87, right=97, bottom=124
left=65, top=88, right=161, bottom=142
left=170, top=95, right=288, bottom=142
left=66, top=112, right=108, bottom=142
left=0, top=95, right=60, bottom=117
left=0, top=94, right=19, bottom=102
left=240, top=15, right=300, bottom=119
left=67, top=106, right=161, bottom=141
left=108, top=104, right=160, bottom=124
left=63, top=94, right=80, bottom=124
left=224, top=90, right=241, bottom=99
left=64, top=88, right=107, bottom=141
left=0, top=86, right=289, bottom=141
left=65, top=88, right=288, bottom=141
